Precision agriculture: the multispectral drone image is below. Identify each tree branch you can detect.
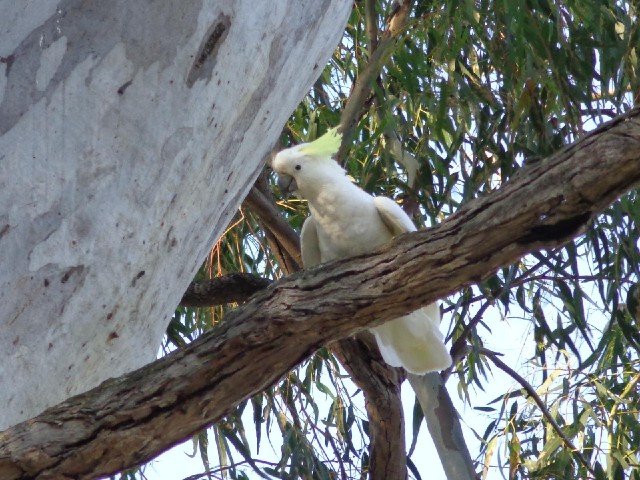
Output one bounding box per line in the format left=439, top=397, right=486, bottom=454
left=331, top=336, right=407, bottom=480
left=337, top=0, right=414, bottom=163
left=364, top=0, right=379, bottom=52
left=180, top=273, right=272, bottom=307
left=408, top=373, right=479, bottom=479
left=441, top=301, right=491, bottom=383
left=2, top=108, right=640, bottom=479
left=481, top=349, right=594, bottom=476
left=244, top=186, right=302, bottom=270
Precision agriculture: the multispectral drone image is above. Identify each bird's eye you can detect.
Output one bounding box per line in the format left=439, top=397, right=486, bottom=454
left=295, top=164, right=301, bottom=171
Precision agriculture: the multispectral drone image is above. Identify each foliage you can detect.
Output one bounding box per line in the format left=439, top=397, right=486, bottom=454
left=116, top=0, right=640, bottom=479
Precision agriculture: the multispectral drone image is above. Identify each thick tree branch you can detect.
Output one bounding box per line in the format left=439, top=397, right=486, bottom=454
left=2, top=108, right=640, bottom=479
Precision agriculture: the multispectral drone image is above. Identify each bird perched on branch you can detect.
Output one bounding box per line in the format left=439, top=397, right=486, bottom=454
left=272, top=128, right=452, bottom=374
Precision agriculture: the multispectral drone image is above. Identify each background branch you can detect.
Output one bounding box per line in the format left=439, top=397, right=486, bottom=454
left=337, top=0, right=414, bottom=163
left=408, top=373, right=479, bottom=479
left=244, top=184, right=302, bottom=270
left=180, top=273, right=272, bottom=307
left=331, top=337, right=407, bottom=480
left=481, top=349, right=594, bottom=476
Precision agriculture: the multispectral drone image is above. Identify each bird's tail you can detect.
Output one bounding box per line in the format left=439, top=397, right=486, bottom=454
left=370, top=303, right=452, bottom=374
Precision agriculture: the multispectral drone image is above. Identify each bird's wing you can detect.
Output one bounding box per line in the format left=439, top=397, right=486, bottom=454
left=372, top=196, right=452, bottom=374
left=300, top=216, right=322, bottom=268
left=373, top=196, right=416, bottom=235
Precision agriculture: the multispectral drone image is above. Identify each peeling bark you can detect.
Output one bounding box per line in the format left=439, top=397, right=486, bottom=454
left=1, top=108, right=640, bottom=478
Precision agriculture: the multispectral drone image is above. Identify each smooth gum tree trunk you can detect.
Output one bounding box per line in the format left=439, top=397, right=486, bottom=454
left=0, top=0, right=351, bottom=430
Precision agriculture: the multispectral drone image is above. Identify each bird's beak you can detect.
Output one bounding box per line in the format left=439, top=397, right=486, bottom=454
left=277, top=173, right=298, bottom=197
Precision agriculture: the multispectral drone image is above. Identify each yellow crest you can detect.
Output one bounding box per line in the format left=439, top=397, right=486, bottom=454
left=298, top=127, right=342, bottom=157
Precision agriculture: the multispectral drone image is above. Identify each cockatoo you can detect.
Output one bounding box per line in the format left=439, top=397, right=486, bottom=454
left=272, top=128, right=452, bottom=374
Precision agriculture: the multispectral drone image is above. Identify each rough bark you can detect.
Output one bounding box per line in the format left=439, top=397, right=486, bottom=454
left=180, top=273, right=272, bottom=307
left=0, top=0, right=352, bottom=430
left=332, top=337, right=407, bottom=480
left=1, top=107, right=640, bottom=479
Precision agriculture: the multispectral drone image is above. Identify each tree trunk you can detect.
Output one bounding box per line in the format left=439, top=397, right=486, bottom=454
left=1, top=107, right=640, bottom=479
left=0, top=0, right=352, bottom=430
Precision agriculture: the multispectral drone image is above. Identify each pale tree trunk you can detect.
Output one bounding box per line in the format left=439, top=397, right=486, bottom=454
left=408, top=374, right=478, bottom=479
left=0, top=0, right=352, bottom=430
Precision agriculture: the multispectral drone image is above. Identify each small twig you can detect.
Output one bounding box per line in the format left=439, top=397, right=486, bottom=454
left=179, top=459, right=280, bottom=480
left=481, top=348, right=596, bottom=476
left=312, top=77, right=333, bottom=108
left=441, top=260, right=545, bottom=380
left=607, top=370, right=640, bottom=433
left=441, top=301, right=492, bottom=383
left=325, top=430, right=348, bottom=480
left=244, top=186, right=302, bottom=269
left=443, top=258, right=547, bottom=352
left=516, top=273, right=635, bottom=285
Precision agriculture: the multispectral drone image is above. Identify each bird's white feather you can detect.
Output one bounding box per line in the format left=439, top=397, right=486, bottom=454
left=374, top=196, right=417, bottom=235
left=300, top=217, right=322, bottom=268
left=371, top=305, right=451, bottom=374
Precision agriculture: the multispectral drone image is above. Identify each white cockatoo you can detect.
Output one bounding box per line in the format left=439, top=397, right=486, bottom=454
left=272, top=128, right=452, bottom=374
